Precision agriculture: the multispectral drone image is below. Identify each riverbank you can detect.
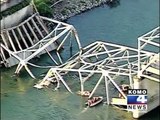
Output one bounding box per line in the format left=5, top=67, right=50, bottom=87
left=1, top=0, right=159, bottom=120
left=0, top=0, right=118, bottom=22
left=51, top=0, right=115, bottom=21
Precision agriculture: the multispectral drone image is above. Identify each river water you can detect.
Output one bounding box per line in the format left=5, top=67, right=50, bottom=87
left=1, top=0, right=159, bottom=120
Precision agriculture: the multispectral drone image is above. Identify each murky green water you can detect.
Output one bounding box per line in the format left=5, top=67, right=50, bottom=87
left=1, top=0, right=159, bottom=120
left=1, top=67, right=134, bottom=120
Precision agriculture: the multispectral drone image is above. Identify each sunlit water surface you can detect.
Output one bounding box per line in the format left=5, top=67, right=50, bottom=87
left=1, top=0, right=159, bottom=120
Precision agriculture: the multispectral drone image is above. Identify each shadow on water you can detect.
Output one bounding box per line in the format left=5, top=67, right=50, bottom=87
left=138, top=106, right=160, bottom=120
left=1, top=0, right=159, bottom=120
left=106, top=0, right=120, bottom=8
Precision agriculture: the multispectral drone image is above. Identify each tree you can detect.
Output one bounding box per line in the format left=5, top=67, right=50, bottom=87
left=33, top=0, right=53, bottom=17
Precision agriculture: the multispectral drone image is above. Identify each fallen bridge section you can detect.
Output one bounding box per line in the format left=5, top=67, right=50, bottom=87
left=34, top=27, right=159, bottom=119
left=34, top=41, right=153, bottom=99
left=0, top=13, right=81, bottom=78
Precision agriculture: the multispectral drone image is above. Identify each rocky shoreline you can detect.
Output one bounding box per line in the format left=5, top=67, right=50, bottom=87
left=51, top=0, right=114, bottom=21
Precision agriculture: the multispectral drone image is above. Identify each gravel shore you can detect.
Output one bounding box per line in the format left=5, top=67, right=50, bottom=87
left=51, top=0, right=112, bottom=21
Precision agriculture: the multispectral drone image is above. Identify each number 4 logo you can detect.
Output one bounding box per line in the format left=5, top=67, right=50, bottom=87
left=137, top=95, right=147, bottom=103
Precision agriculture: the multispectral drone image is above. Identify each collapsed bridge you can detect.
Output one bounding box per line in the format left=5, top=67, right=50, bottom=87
left=34, top=26, right=159, bottom=118
left=0, top=13, right=81, bottom=78
left=1, top=9, right=159, bottom=118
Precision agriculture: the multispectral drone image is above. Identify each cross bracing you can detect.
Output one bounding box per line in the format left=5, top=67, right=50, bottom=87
left=138, top=26, right=160, bottom=82
left=0, top=13, right=81, bottom=78
left=34, top=40, right=155, bottom=103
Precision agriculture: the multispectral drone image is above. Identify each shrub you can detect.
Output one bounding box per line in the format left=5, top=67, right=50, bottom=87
left=33, top=0, right=53, bottom=17
left=0, top=0, right=53, bottom=19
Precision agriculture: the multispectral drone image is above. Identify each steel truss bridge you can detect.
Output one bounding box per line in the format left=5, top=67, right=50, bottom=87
left=34, top=27, right=159, bottom=104
left=0, top=13, right=81, bottom=78
left=1, top=11, right=159, bottom=118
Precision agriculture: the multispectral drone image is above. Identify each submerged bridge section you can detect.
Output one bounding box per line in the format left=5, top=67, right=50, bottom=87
left=1, top=8, right=159, bottom=118
left=0, top=13, right=81, bottom=78
left=34, top=26, right=159, bottom=118
left=34, top=39, right=155, bottom=94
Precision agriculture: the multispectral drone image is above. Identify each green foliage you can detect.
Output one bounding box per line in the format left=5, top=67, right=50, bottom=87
left=0, top=0, right=53, bottom=19
left=34, top=0, right=53, bottom=17
left=34, top=0, right=52, bottom=4
left=0, top=0, right=30, bottom=20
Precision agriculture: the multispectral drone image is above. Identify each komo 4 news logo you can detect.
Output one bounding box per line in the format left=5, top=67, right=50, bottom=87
left=127, top=89, right=147, bottom=111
